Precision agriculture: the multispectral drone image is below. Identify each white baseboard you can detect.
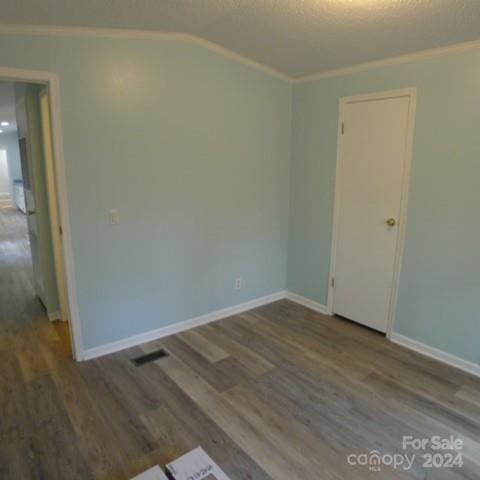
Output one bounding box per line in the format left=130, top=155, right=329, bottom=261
left=284, top=291, right=328, bottom=315
left=391, top=333, right=480, bottom=379
left=48, top=311, right=61, bottom=321
left=82, top=291, right=287, bottom=360
left=81, top=290, right=480, bottom=380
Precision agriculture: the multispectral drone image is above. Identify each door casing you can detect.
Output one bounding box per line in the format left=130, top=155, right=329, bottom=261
left=39, top=89, right=70, bottom=324
left=326, top=88, right=417, bottom=338
left=0, top=67, right=84, bottom=360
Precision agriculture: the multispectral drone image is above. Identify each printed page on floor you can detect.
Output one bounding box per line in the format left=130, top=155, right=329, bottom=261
left=131, top=465, right=169, bottom=480
left=165, top=447, right=230, bottom=480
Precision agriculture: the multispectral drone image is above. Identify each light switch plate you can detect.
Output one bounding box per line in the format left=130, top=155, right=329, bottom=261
left=110, top=209, right=120, bottom=225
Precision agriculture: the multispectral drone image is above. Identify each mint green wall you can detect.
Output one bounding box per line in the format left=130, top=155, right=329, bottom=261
left=1, top=32, right=478, bottom=365
left=0, top=33, right=292, bottom=349
left=288, top=48, right=480, bottom=364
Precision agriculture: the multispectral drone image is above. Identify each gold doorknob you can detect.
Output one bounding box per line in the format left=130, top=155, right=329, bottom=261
left=386, top=218, right=397, bottom=227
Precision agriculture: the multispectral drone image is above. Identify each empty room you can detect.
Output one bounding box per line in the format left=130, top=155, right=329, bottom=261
left=0, top=1, right=479, bottom=479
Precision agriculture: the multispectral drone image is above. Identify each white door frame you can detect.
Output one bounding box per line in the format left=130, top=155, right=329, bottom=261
left=326, top=88, right=417, bottom=338
left=0, top=67, right=84, bottom=360
left=39, top=88, right=70, bottom=325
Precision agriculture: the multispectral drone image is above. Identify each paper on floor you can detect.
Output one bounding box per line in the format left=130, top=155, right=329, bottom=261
left=165, top=447, right=231, bottom=480
left=131, top=465, right=169, bottom=480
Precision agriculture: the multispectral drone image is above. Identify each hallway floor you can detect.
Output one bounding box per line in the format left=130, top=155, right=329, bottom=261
left=0, top=205, right=71, bottom=386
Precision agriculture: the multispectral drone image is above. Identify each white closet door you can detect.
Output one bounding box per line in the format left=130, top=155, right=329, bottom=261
left=333, top=95, right=412, bottom=332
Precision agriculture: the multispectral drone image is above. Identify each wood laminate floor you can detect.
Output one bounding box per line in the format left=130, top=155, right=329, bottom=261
left=1, top=206, right=480, bottom=479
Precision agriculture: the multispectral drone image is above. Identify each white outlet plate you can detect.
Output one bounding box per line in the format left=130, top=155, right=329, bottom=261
left=235, top=278, right=242, bottom=289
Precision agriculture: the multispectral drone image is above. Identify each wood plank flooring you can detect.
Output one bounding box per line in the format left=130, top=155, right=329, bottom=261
left=1, top=206, right=480, bottom=479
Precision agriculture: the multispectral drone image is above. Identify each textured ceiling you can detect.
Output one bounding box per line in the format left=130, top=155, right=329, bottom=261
left=1, top=0, right=480, bottom=77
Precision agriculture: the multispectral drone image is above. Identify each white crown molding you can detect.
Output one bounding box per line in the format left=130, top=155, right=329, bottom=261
left=82, top=291, right=287, bottom=360
left=391, top=333, right=480, bottom=379
left=285, top=291, right=328, bottom=315
left=0, top=24, right=291, bottom=82
left=294, top=39, right=480, bottom=83
left=2, top=24, right=480, bottom=84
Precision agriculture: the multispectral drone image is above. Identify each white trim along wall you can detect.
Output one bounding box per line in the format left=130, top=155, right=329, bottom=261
left=1, top=24, right=480, bottom=82
left=81, top=291, right=329, bottom=360
left=0, top=25, right=290, bottom=82
left=284, top=291, right=327, bottom=315
left=82, top=287, right=480, bottom=381
left=83, top=291, right=287, bottom=360
left=391, top=333, right=480, bottom=379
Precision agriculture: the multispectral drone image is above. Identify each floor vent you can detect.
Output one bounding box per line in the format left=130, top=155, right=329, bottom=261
left=131, top=349, right=169, bottom=366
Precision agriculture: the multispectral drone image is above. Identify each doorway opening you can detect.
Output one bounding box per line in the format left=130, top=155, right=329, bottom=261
left=0, top=148, right=11, bottom=208
left=0, top=76, right=80, bottom=361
